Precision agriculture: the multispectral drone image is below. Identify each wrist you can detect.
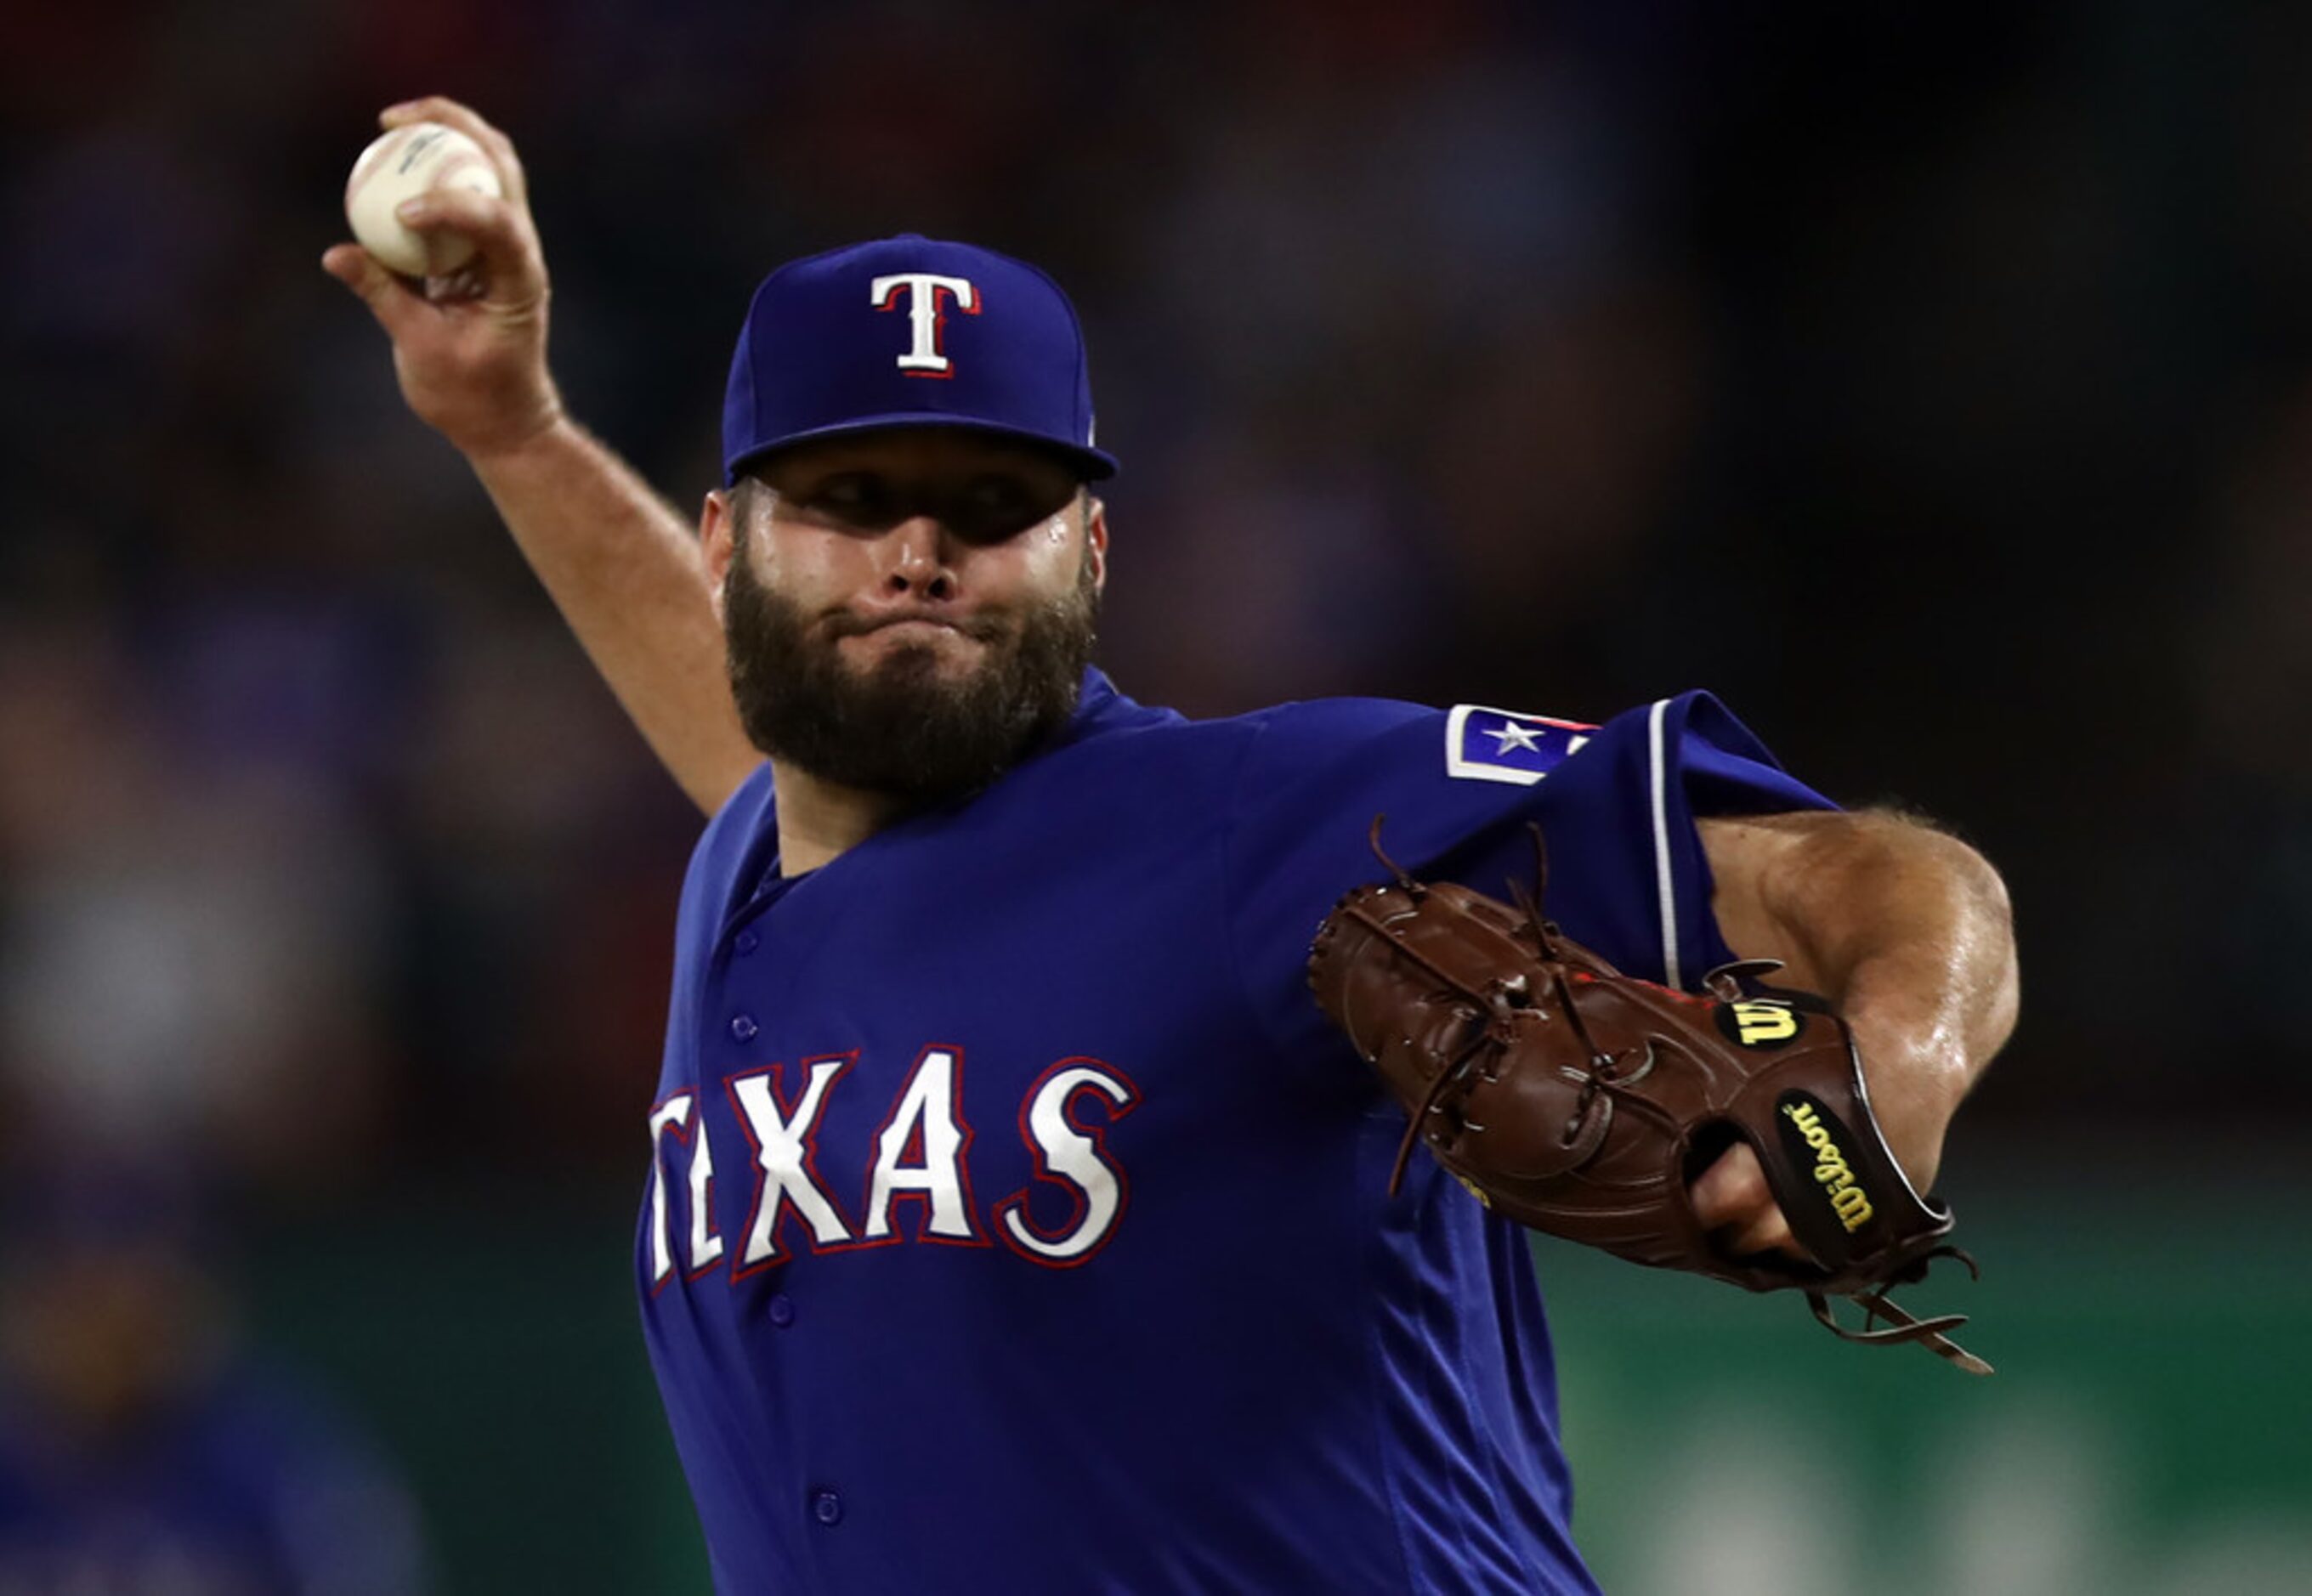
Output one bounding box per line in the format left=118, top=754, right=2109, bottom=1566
left=460, top=397, right=576, bottom=472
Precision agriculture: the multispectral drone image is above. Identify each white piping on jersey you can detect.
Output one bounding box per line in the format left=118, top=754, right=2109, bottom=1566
left=1646, top=699, right=1681, bottom=990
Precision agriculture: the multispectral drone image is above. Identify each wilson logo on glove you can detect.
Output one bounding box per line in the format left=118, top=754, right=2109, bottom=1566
left=1776, top=1094, right=1876, bottom=1233
left=1719, top=999, right=1802, bottom=1047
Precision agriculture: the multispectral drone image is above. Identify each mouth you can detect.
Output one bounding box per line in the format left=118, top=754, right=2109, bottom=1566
left=829, top=610, right=1000, bottom=645
left=830, top=616, right=997, bottom=671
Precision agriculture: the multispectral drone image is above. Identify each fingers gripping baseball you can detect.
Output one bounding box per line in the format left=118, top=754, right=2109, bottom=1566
left=322, top=97, right=563, bottom=458
left=382, top=97, right=535, bottom=210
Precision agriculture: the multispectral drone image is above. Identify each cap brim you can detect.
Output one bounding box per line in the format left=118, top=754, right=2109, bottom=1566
left=725, top=412, right=1118, bottom=486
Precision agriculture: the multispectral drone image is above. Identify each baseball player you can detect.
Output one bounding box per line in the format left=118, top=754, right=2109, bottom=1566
left=326, top=99, right=2017, bottom=1594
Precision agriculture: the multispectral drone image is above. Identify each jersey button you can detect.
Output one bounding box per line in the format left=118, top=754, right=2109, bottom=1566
left=768, top=1293, right=795, bottom=1328
left=811, top=1490, right=842, bottom=1526
left=733, top=929, right=760, bottom=956
left=728, top=1013, right=759, bottom=1043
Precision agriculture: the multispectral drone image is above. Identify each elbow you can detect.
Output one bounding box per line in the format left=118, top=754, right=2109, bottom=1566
left=1847, top=808, right=2022, bottom=1065
left=1906, top=816, right=2020, bottom=1066
left=1975, top=848, right=2021, bottom=1063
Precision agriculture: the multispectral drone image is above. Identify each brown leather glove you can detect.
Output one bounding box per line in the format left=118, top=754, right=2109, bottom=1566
left=1307, top=820, right=1989, bottom=1373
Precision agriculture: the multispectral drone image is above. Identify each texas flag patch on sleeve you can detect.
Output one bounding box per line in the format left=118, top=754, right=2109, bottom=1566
left=1443, top=704, right=1596, bottom=786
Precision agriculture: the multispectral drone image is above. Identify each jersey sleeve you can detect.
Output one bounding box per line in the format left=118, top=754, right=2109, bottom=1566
left=1221, top=690, right=1833, bottom=1061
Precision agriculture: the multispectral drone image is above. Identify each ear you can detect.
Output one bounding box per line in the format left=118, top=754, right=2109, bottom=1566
left=1083, top=496, right=1110, bottom=594
left=700, top=488, right=738, bottom=622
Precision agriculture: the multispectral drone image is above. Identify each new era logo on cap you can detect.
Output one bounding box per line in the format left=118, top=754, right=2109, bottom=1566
left=722, top=235, right=1118, bottom=485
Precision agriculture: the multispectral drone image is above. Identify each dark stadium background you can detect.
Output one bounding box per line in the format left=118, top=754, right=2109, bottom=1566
left=2, top=2, right=2305, bottom=1589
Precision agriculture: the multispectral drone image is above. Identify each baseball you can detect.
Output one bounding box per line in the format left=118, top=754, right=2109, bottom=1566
left=343, top=122, right=502, bottom=277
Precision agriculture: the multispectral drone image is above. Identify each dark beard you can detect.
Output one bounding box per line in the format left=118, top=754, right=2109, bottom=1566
left=722, top=546, right=1099, bottom=806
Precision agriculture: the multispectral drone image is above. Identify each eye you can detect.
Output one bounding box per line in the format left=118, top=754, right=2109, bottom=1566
left=964, top=475, right=1028, bottom=514
left=808, top=473, right=892, bottom=521
left=947, top=473, right=1064, bottom=540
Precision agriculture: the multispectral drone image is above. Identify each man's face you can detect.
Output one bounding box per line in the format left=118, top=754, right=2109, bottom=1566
left=715, top=428, right=1106, bottom=805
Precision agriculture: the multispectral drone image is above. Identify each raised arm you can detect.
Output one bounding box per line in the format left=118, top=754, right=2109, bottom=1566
left=321, top=97, right=760, bottom=815
left=1689, top=807, right=2019, bottom=1256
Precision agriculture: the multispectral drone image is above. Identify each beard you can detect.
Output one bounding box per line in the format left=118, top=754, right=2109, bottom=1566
left=722, top=544, right=1100, bottom=807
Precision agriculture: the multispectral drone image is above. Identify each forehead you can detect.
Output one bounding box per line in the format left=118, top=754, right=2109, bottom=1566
left=751, top=427, right=1080, bottom=485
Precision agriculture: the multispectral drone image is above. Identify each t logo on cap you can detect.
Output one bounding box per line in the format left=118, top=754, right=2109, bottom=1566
left=721, top=235, right=1119, bottom=485
left=872, top=272, right=980, bottom=377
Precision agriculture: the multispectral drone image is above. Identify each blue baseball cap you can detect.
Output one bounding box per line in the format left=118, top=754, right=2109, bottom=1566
left=721, top=234, right=1119, bottom=486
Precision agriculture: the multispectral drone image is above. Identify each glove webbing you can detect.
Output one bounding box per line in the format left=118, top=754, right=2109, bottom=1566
left=1352, top=820, right=1624, bottom=1199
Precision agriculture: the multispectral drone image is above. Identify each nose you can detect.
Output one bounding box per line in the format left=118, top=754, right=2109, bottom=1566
left=880, top=514, right=956, bottom=602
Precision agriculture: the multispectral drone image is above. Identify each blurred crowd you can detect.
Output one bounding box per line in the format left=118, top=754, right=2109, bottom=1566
left=0, top=0, right=1727, bottom=1197
left=5, top=0, right=2309, bottom=1182
left=3, top=0, right=2308, bottom=1182
left=3, top=2, right=2312, bottom=1575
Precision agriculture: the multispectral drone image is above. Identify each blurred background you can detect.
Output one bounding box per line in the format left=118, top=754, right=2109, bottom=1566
left=3, top=0, right=2308, bottom=1589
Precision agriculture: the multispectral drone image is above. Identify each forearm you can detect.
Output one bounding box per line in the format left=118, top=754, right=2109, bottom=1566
left=467, top=420, right=761, bottom=814
left=1709, top=810, right=2019, bottom=1185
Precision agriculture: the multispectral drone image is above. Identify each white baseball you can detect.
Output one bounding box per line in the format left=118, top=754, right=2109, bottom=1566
left=343, top=122, right=503, bottom=277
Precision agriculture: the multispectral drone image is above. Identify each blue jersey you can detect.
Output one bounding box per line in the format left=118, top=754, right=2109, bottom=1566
left=637, top=670, right=1828, bottom=1594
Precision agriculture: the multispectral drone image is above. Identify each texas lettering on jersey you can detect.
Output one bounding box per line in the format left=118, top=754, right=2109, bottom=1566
left=644, top=1047, right=1140, bottom=1288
